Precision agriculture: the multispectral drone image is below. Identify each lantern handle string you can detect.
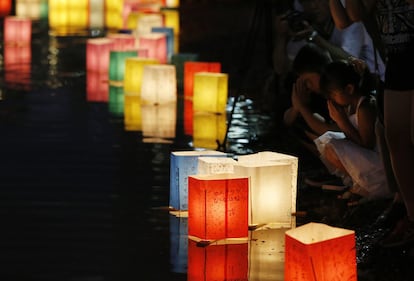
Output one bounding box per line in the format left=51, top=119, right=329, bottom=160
left=218, top=1, right=274, bottom=152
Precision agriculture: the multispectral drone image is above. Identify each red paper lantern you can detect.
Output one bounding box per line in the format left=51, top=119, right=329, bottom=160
left=0, top=0, right=12, bottom=17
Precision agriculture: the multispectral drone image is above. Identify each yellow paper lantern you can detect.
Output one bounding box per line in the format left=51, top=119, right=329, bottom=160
left=48, top=0, right=88, bottom=33
left=184, top=61, right=221, bottom=100
left=124, top=93, right=142, bottom=131
left=193, top=72, right=228, bottom=114
left=285, top=222, right=357, bottom=281
left=141, top=64, right=177, bottom=105
left=135, top=12, right=164, bottom=37
left=123, top=57, right=159, bottom=96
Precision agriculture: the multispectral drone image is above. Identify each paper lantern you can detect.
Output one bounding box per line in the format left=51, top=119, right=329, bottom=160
left=138, top=33, right=168, bottom=64
left=197, top=156, right=237, bottom=175
left=184, top=61, right=221, bottom=100
left=188, top=240, right=248, bottom=281
left=86, top=38, right=114, bottom=74
left=169, top=214, right=188, bottom=274
left=248, top=228, right=287, bottom=281
left=16, top=0, right=47, bottom=20
left=193, top=112, right=227, bottom=150
left=141, top=64, right=177, bottom=105
left=4, top=16, right=32, bottom=45
left=233, top=159, right=297, bottom=229
left=170, top=53, right=199, bottom=91
left=188, top=173, right=249, bottom=241
left=123, top=57, right=159, bottom=96
left=89, top=0, right=105, bottom=28
left=151, top=27, right=174, bottom=62
left=165, top=0, right=179, bottom=8
left=193, top=72, right=228, bottom=114
left=169, top=150, right=227, bottom=212
left=48, top=0, right=88, bottom=32
left=135, top=12, right=164, bottom=37
left=105, top=0, right=123, bottom=30
left=106, top=33, right=137, bottom=51
left=108, top=85, right=125, bottom=117
left=285, top=222, right=357, bottom=281
left=141, top=102, right=176, bottom=141
left=160, top=7, right=180, bottom=52
left=124, top=93, right=142, bottom=131
left=108, top=50, right=138, bottom=85
left=86, top=71, right=109, bottom=102
left=4, top=44, right=31, bottom=90
left=0, top=0, right=11, bottom=17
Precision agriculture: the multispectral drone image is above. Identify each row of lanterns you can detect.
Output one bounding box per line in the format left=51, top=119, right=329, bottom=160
left=168, top=150, right=357, bottom=280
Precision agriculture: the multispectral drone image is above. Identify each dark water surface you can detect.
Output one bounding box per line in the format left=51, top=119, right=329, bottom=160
left=1, top=3, right=414, bottom=281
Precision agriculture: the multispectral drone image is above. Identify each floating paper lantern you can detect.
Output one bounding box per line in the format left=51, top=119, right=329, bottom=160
left=169, top=150, right=227, bottom=212
left=48, top=0, right=88, bottom=33
left=197, top=156, right=237, bottom=175
left=141, top=102, right=177, bottom=141
left=0, top=0, right=12, bottom=17
left=138, top=33, right=167, bottom=64
left=141, top=64, right=177, bottom=105
left=170, top=53, right=198, bottom=91
left=193, top=72, right=228, bottom=114
left=248, top=228, right=287, bottom=281
left=89, top=0, right=105, bottom=28
left=151, top=27, right=174, bottom=62
left=4, top=16, right=32, bottom=45
left=86, top=38, right=114, bottom=74
left=233, top=159, right=297, bottom=229
left=105, top=0, right=123, bottom=30
left=284, top=222, right=357, bottom=281
left=188, top=240, right=248, bottom=281
left=188, top=173, right=249, bottom=241
left=106, top=33, right=137, bottom=51
left=16, top=0, right=48, bottom=20
left=108, top=85, right=124, bottom=117
left=135, top=12, right=164, bottom=37
left=86, top=71, right=109, bottom=102
left=108, top=50, right=138, bottom=85
left=169, top=214, right=188, bottom=274
left=123, top=57, right=159, bottom=96
left=193, top=112, right=227, bottom=150
left=184, top=61, right=221, bottom=100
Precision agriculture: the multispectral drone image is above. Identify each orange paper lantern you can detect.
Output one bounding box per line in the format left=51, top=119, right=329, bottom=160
left=285, top=222, right=357, bottom=281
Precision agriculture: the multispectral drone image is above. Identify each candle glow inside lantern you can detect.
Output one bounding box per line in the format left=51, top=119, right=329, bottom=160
left=86, top=71, right=109, bottom=102
left=4, top=16, right=32, bottom=45
left=193, top=112, right=227, bottom=150
left=188, top=240, right=248, bottom=281
left=193, top=72, right=228, bottom=114
left=141, top=64, right=177, bottom=105
left=188, top=174, right=249, bottom=242
left=169, top=215, right=188, bottom=274
left=141, top=102, right=177, bottom=141
left=284, top=222, right=357, bottom=281
left=86, top=38, right=114, bottom=74
left=169, top=150, right=227, bottom=213
left=123, top=57, right=159, bottom=96
left=108, top=50, right=138, bottom=86
left=233, top=160, right=297, bottom=229
left=184, top=61, right=221, bottom=100
left=138, top=33, right=167, bottom=64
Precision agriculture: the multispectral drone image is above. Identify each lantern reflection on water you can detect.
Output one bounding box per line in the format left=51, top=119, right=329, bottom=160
left=169, top=214, right=188, bottom=274
left=141, top=102, right=176, bottom=142
left=192, top=112, right=226, bottom=150
left=86, top=71, right=109, bottom=102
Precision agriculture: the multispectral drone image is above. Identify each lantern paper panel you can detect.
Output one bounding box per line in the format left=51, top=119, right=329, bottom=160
left=109, top=85, right=125, bottom=117
left=105, top=0, right=124, bottom=30
left=234, top=161, right=296, bottom=229
left=16, top=0, right=48, bottom=20
left=108, top=50, right=138, bottom=85
left=48, top=0, right=89, bottom=32
left=184, top=61, right=221, bottom=100
left=0, top=0, right=11, bottom=17
left=106, top=33, right=137, bottom=51
left=188, top=174, right=249, bottom=241
left=124, top=93, right=142, bottom=131
left=141, top=64, right=177, bottom=105
left=169, top=150, right=227, bottom=212
left=135, top=12, right=164, bottom=37
left=141, top=102, right=176, bottom=141
left=4, top=16, right=32, bottom=45
left=89, top=0, right=105, bottom=28
left=188, top=240, right=248, bottom=281
left=86, top=38, right=115, bottom=74
left=170, top=53, right=199, bottom=92
left=197, top=156, right=237, bottom=175
left=123, top=57, right=159, bottom=96
left=138, top=33, right=167, bottom=64
left=248, top=228, right=287, bottom=281
left=285, top=222, right=357, bottom=281
left=151, top=27, right=174, bottom=62
left=169, top=214, right=188, bottom=274
left=192, top=112, right=227, bottom=150
left=193, top=72, right=228, bottom=114
left=86, top=71, right=109, bottom=102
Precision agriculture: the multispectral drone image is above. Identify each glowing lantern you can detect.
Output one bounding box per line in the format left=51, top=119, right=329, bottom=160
left=151, top=27, right=174, bottom=62
left=141, top=64, right=177, bottom=105
left=193, top=112, right=226, bottom=150
left=169, top=150, right=227, bottom=213
left=165, top=0, right=179, bottom=8
left=105, top=0, right=123, bottom=30
left=135, top=12, right=164, bottom=37
left=193, top=72, right=228, bottom=113
left=108, top=85, right=125, bottom=117
left=188, top=174, right=249, bottom=242
left=184, top=61, right=221, bottom=100
left=86, top=38, right=114, bottom=74
left=169, top=214, right=188, bottom=274
left=4, top=16, right=32, bottom=45
left=285, top=222, right=357, bottom=281
left=48, top=0, right=88, bottom=33
left=86, top=71, right=109, bottom=102
left=141, top=102, right=177, bottom=141
left=124, top=93, right=142, bottom=131
left=248, top=228, right=287, bottom=281
left=108, top=50, right=138, bottom=86
left=16, top=0, right=47, bottom=20
left=0, top=0, right=11, bottom=17
left=138, top=33, right=167, bottom=64
left=89, top=0, right=105, bottom=28
left=106, top=33, right=137, bottom=51
left=123, top=57, right=159, bottom=96
left=188, top=240, right=248, bottom=281
left=170, top=53, right=198, bottom=91
left=197, top=156, right=237, bottom=175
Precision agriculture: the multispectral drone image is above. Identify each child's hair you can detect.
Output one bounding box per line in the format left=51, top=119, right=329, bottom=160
left=292, top=43, right=332, bottom=75
left=319, top=60, right=375, bottom=98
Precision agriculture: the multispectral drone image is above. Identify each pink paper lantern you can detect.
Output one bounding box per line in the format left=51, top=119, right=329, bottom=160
left=4, top=16, right=32, bottom=45
left=86, top=71, right=109, bottom=102
left=86, top=38, right=114, bottom=73
left=138, top=33, right=167, bottom=64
